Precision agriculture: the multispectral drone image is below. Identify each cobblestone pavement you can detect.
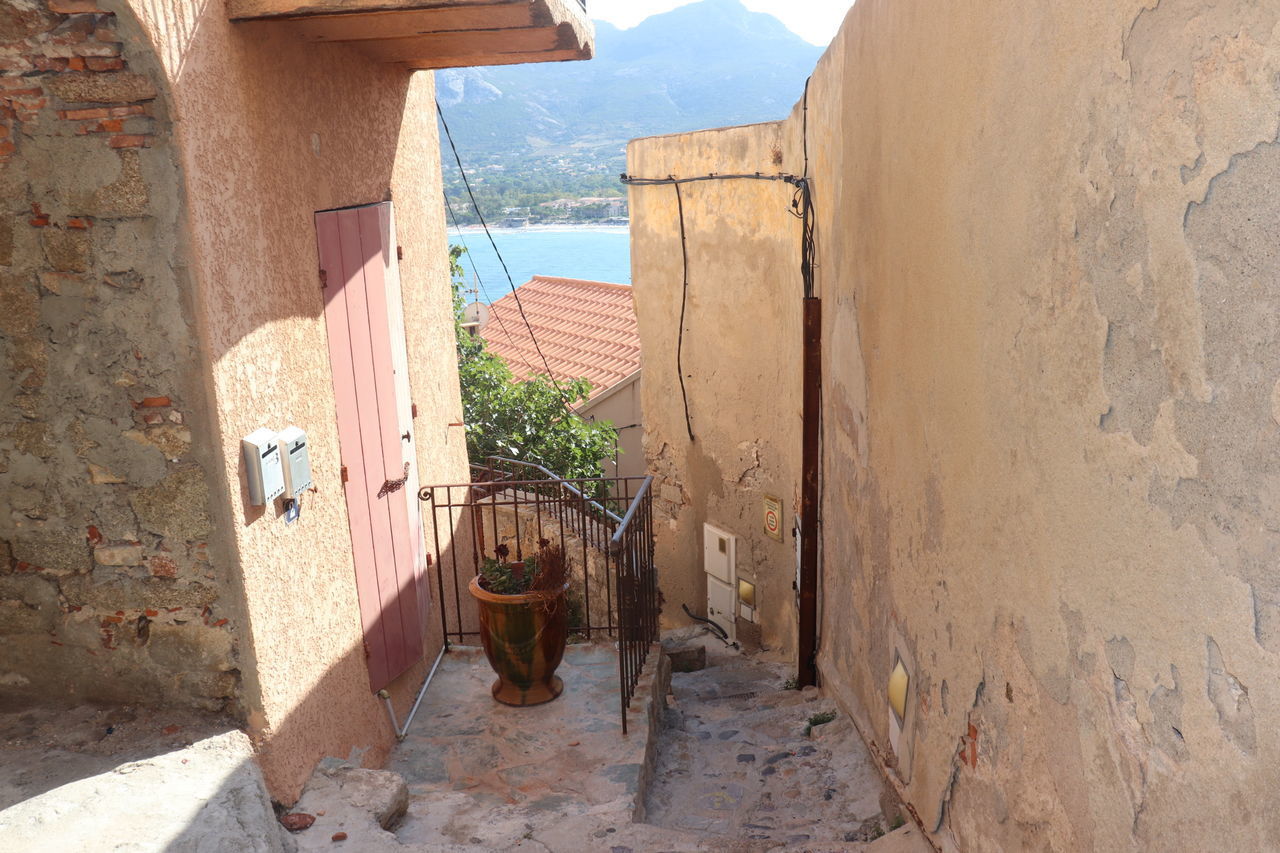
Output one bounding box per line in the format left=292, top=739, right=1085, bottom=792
left=645, top=638, right=898, bottom=848
left=290, top=639, right=932, bottom=852
left=388, top=643, right=654, bottom=849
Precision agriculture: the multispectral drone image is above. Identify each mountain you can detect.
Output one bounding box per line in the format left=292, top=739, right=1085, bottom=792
left=435, top=0, right=822, bottom=215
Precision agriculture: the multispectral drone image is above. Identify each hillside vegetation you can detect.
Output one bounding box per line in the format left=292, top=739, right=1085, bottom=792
left=437, top=0, right=822, bottom=224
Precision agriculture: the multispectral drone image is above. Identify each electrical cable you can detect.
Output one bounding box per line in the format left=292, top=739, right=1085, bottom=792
left=672, top=179, right=696, bottom=442
left=437, top=101, right=574, bottom=411
left=681, top=603, right=732, bottom=645
left=442, top=191, right=542, bottom=378
left=621, top=170, right=814, bottom=442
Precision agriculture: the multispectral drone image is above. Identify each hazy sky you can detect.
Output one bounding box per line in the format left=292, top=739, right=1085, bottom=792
left=590, top=0, right=852, bottom=46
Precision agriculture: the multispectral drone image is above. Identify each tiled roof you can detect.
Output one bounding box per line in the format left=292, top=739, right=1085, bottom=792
left=479, top=276, right=639, bottom=401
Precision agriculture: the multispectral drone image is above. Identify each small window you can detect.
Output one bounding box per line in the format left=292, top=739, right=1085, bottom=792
left=718, top=537, right=727, bottom=553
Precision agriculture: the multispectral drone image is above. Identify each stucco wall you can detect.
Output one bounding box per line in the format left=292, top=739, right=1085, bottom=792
left=629, top=0, right=1280, bottom=848
left=0, top=0, right=238, bottom=713
left=628, top=122, right=803, bottom=658
left=122, top=0, right=468, bottom=801
left=2, top=0, right=477, bottom=807
left=582, top=371, right=645, bottom=483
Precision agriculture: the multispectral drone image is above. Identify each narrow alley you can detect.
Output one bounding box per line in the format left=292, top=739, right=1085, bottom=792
left=276, top=633, right=929, bottom=852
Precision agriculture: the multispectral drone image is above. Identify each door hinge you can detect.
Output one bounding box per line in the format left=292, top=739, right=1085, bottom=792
left=397, top=245, right=404, bottom=261
left=319, top=269, right=328, bottom=289
left=340, top=464, right=348, bottom=484
left=411, top=403, right=418, bottom=419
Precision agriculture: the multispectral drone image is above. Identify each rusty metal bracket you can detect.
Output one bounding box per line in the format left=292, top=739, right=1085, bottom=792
left=377, top=463, right=411, bottom=498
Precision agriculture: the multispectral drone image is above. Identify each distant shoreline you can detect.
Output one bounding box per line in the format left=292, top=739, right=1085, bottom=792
left=451, top=224, right=630, bottom=234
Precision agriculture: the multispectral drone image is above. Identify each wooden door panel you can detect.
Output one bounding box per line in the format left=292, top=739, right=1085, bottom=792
left=354, top=204, right=422, bottom=664
left=318, top=202, right=424, bottom=692
left=375, top=204, right=430, bottom=633
left=318, top=211, right=392, bottom=691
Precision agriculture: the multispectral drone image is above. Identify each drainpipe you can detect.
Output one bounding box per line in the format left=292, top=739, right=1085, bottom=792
left=798, top=296, right=821, bottom=687
left=378, top=643, right=447, bottom=740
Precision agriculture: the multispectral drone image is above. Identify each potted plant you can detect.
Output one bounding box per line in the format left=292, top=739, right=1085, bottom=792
left=468, top=541, right=569, bottom=706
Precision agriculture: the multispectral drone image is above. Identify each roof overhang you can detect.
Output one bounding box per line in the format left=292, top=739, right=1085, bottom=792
left=227, top=0, right=594, bottom=70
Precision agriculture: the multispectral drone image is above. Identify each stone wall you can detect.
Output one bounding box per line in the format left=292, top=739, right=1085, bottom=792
left=629, top=0, right=1280, bottom=849
left=0, top=0, right=236, bottom=710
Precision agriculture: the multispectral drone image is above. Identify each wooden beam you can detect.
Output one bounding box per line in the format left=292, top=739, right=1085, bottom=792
left=288, top=7, right=535, bottom=43
left=228, top=0, right=527, bottom=23
left=400, top=44, right=589, bottom=70
left=227, top=0, right=594, bottom=71
left=358, top=23, right=565, bottom=64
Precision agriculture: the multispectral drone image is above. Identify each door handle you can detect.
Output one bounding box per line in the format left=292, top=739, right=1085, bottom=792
left=402, top=431, right=411, bottom=442
left=377, top=463, right=411, bottom=498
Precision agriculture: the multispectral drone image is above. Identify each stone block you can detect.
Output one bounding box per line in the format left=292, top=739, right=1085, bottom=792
left=0, top=2, right=59, bottom=39
left=87, top=462, right=126, bottom=484
left=59, top=574, right=219, bottom=612
left=88, top=500, right=139, bottom=542
left=94, top=543, right=142, bottom=566
left=85, top=427, right=167, bottom=489
left=7, top=421, right=52, bottom=457
left=179, top=669, right=238, bottom=703
left=130, top=464, right=213, bottom=542
left=41, top=228, right=92, bottom=272
left=665, top=644, right=707, bottom=673
left=0, top=272, right=39, bottom=337
left=11, top=528, right=90, bottom=574
left=0, top=573, right=59, bottom=634
left=10, top=336, right=47, bottom=389
left=47, top=0, right=104, bottom=13
left=86, top=150, right=148, bottom=218
left=45, top=72, right=156, bottom=106
left=147, top=622, right=234, bottom=672
left=0, top=214, right=11, bottom=266
left=124, top=425, right=191, bottom=459
left=37, top=271, right=88, bottom=297
left=299, top=767, right=409, bottom=831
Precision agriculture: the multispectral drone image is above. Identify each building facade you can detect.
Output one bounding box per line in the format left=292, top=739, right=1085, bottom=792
left=629, top=0, right=1280, bottom=848
left=0, top=0, right=591, bottom=802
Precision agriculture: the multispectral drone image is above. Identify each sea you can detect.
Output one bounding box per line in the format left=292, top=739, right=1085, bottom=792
left=448, top=225, right=631, bottom=298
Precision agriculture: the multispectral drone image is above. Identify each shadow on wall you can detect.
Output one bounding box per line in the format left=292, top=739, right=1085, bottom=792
left=0, top=549, right=448, bottom=823
left=133, top=0, right=443, bottom=803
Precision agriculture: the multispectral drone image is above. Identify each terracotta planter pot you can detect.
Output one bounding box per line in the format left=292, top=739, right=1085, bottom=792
left=467, top=575, right=568, bottom=706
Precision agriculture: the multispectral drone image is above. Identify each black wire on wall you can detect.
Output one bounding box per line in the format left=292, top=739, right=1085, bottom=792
left=620, top=170, right=818, bottom=441
left=437, top=101, right=574, bottom=411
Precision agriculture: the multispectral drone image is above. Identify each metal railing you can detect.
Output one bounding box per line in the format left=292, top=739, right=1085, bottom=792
left=419, top=462, right=657, bottom=730
left=610, top=475, right=656, bottom=733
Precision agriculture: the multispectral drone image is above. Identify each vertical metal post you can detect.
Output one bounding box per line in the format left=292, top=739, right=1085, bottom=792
left=798, top=297, right=822, bottom=687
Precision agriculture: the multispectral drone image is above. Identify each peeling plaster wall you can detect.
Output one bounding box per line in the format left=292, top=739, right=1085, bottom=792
left=630, top=0, right=1280, bottom=848
left=0, top=0, right=238, bottom=713
left=628, top=122, right=803, bottom=658
left=123, top=1, right=468, bottom=802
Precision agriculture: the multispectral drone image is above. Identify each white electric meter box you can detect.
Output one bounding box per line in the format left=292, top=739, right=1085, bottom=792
left=276, top=426, right=313, bottom=497
left=703, top=522, right=737, bottom=643
left=242, top=428, right=284, bottom=506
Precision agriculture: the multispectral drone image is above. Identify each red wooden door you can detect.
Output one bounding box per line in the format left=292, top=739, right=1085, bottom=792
left=317, top=202, right=424, bottom=692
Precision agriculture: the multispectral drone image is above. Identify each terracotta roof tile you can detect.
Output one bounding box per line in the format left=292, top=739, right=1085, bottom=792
left=479, top=276, right=640, bottom=400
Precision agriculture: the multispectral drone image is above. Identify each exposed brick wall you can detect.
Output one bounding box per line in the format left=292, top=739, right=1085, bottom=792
left=0, top=1, right=238, bottom=712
